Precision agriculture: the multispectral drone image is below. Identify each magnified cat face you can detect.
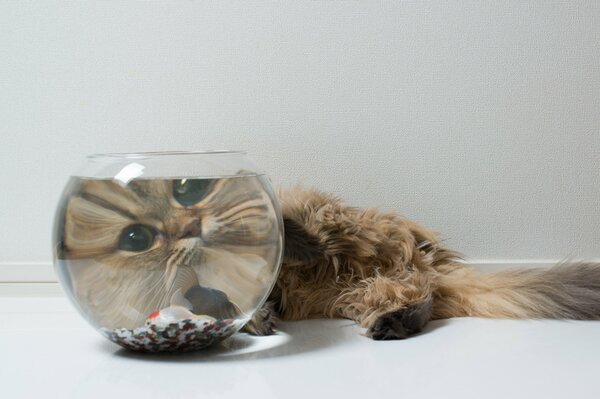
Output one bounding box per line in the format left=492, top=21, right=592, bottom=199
left=60, top=175, right=280, bottom=329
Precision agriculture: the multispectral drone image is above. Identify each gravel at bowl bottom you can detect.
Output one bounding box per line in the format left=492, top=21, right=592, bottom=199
left=101, top=318, right=245, bottom=352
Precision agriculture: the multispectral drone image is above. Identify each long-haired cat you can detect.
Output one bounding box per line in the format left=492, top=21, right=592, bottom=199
left=270, top=187, right=600, bottom=339
left=58, top=176, right=281, bottom=329
left=59, top=178, right=600, bottom=340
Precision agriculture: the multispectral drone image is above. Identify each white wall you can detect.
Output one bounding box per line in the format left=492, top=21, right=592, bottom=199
left=1, top=2, right=599, bottom=277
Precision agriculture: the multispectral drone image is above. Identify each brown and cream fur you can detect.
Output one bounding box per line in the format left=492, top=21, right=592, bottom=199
left=260, top=187, right=600, bottom=339
left=59, top=177, right=280, bottom=329
left=59, top=178, right=600, bottom=340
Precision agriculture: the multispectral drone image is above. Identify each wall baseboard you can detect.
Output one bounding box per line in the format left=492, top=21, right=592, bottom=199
left=0, top=282, right=64, bottom=297
left=0, top=262, right=61, bottom=297
left=0, top=262, right=57, bottom=283
left=1, top=259, right=584, bottom=297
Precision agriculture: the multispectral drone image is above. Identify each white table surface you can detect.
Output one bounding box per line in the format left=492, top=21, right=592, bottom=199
left=1, top=297, right=599, bottom=399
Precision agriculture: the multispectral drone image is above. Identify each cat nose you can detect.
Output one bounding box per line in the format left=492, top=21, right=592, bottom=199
left=179, top=219, right=202, bottom=239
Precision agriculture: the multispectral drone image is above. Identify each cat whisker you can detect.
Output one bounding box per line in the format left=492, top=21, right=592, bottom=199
left=215, top=203, right=269, bottom=223
left=220, top=214, right=268, bottom=226
left=138, top=264, right=170, bottom=307
left=167, top=248, right=185, bottom=267
left=211, top=192, right=263, bottom=214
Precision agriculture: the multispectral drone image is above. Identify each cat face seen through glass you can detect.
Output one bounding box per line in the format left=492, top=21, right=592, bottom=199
left=116, top=179, right=214, bottom=253
left=55, top=174, right=282, bottom=333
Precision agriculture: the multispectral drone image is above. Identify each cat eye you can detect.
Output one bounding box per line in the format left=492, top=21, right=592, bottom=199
left=118, top=224, right=157, bottom=252
left=173, top=179, right=212, bottom=207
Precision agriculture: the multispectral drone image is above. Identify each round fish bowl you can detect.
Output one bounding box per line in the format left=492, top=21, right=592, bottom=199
left=52, top=151, right=283, bottom=352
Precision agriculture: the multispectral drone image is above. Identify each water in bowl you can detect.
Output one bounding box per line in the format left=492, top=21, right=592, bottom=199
left=53, top=175, right=282, bottom=351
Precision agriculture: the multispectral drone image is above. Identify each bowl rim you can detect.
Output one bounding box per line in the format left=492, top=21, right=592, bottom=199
left=87, top=150, right=246, bottom=159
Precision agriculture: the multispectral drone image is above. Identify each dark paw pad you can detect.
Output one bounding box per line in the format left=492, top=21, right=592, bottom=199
left=367, top=298, right=433, bottom=340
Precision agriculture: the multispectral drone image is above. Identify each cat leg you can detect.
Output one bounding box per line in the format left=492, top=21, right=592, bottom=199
left=335, top=273, right=433, bottom=340
left=367, top=300, right=433, bottom=340
left=241, top=301, right=278, bottom=336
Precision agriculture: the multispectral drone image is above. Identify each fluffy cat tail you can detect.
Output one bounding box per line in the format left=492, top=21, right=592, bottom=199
left=433, top=262, right=600, bottom=320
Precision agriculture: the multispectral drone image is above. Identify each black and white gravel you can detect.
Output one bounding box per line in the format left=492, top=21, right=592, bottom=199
left=101, top=318, right=244, bottom=352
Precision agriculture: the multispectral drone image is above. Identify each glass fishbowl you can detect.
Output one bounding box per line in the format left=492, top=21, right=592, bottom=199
left=52, top=151, right=283, bottom=352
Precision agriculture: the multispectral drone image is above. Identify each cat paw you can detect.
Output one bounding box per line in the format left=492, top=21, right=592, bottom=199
left=367, top=298, right=433, bottom=340
left=242, top=302, right=278, bottom=336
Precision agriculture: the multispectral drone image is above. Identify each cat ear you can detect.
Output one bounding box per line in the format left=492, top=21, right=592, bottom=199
left=282, top=217, right=324, bottom=265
